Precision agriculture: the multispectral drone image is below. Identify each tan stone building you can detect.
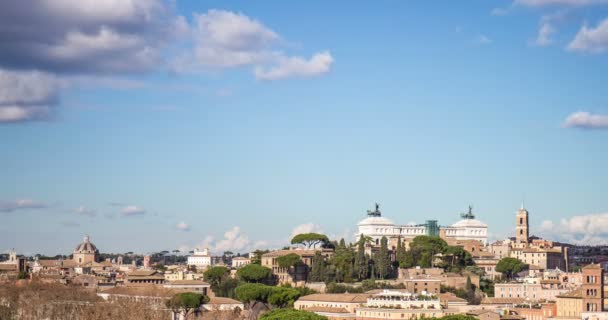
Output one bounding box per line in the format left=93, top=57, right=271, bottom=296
left=72, top=235, right=98, bottom=265
left=555, top=288, right=583, bottom=319
left=261, top=248, right=333, bottom=286
left=294, top=293, right=370, bottom=314
left=582, top=264, right=604, bottom=312
left=125, top=270, right=165, bottom=286
left=510, top=247, right=566, bottom=272
left=512, top=303, right=557, bottom=320
left=467, top=309, right=501, bottom=320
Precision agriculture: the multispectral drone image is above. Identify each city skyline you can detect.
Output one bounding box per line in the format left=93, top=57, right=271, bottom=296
left=2, top=0, right=608, bottom=255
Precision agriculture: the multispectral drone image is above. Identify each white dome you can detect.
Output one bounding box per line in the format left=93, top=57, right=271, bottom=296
left=451, top=219, right=487, bottom=228
left=358, top=216, right=395, bottom=226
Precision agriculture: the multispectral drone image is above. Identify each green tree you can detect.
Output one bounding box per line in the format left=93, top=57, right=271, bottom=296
left=237, top=264, right=272, bottom=283
left=165, top=292, right=208, bottom=320
left=217, top=277, right=240, bottom=299
left=268, top=286, right=302, bottom=308
left=309, top=251, right=326, bottom=282
left=235, top=283, right=272, bottom=311
left=251, top=250, right=270, bottom=265
left=408, top=236, right=447, bottom=268
left=353, top=235, right=369, bottom=281
left=276, top=253, right=303, bottom=268
left=400, top=250, right=415, bottom=268
left=443, top=246, right=474, bottom=272
left=373, top=236, right=391, bottom=279
left=395, top=237, right=407, bottom=267
left=260, top=308, right=328, bottom=320
left=203, top=266, right=229, bottom=292
left=496, top=257, right=527, bottom=280
left=480, top=278, right=495, bottom=297
left=291, top=233, right=329, bottom=248
left=328, top=244, right=355, bottom=283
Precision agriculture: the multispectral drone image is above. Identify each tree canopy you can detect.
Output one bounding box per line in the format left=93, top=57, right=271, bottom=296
left=259, top=308, right=328, bottom=320
left=291, top=233, right=329, bottom=248
left=165, top=292, right=208, bottom=320
left=237, top=264, right=273, bottom=283
left=235, top=283, right=272, bottom=304
left=408, top=236, right=448, bottom=268
left=267, top=286, right=302, bottom=308
left=203, top=266, right=229, bottom=289
left=496, top=257, right=527, bottom=280
left=276, top=253, right=303, bottom=268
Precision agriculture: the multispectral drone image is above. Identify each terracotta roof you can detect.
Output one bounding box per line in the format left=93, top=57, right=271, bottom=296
left=128, top=270, right=160, bottom=276
left=583, top=263, right=602, bottom=270
left=467, top=309, right=499, bottom=316
left=37, top=259, right=77, bottom=268
left=304, top=306, right=351, bottom=313
left=208, top=297, right=242, bottom=305
left=103, top=286, right=175, bottom=297
left=557, top=288, right=582, bottom=299
left=298, top=293, right=370, bottom=303
left=0, top=264, right=18, bottom=271
left=166, top=280, right=209, bottom=286
left=439, top=293, right=467, bottom=303
left=481, top=297, right=526, bottom=305
left=74, top=236, right=98, bottom=253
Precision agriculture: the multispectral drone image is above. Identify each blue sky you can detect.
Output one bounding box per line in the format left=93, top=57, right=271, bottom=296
left=1, top=0, right=608, bottom=255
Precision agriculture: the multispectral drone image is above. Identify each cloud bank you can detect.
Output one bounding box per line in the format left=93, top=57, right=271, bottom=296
left=0, top=3, right=334, bottom=124
left=540, top=213, right=608, bottom=244
left=0, top=199, right=49, bottom=213
left=563, top=111, right=608, bottom=129
left=568, top=18, right=608, bottom=53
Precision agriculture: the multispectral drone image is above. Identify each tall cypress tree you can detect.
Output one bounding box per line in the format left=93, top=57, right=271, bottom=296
left=353, top=235, right=368, bottom=281
left=396, top=237, right=407, bottom=267
left=309, top=251, right=325, bottom=282
left=375, top=236, right=390, bottom=279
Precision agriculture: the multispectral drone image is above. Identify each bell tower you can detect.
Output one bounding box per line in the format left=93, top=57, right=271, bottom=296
left=516, top=204, right=529, bottom=244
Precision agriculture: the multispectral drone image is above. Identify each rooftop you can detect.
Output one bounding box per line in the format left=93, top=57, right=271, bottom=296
left=298, top=293, right=371, bottom=303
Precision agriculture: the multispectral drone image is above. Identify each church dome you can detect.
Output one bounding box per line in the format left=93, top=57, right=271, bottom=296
left=451, top=218, right=487, bottom=228
left=74, top=235, right=98, bottom=254
left=358, top=216, right=395, bottom=226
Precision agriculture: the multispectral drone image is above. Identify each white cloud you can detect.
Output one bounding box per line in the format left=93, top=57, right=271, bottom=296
left=535, top=23, right=556, bottom=46
left=74, top=206, right=96, bottom=217
left=0, top=199, right=49, bottom=213
left=567, top=18, right=608, bottom=53
left=515, top=0, right=608, bottom=6
left=0, top=69, right=59, bottom=123
left=475, top=35, right=493, bottom=44
left=176, top=221, right=190, bottom=231
left=214, top=226, right=252, bottom=253
left=290, top=223, right=325, bottom=239
left=171, top=9, right=333, bottom=80
left=195, top=10, right=278, bottom=52
left=563, top=111, right=608, bottom=129
left=183, top=226, right=274, bottom=254
left=254, top=51, right=334, bottom=81
left=539, top=213, right=608, bottom=245
left=121, top=205, right=146, bottom=216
